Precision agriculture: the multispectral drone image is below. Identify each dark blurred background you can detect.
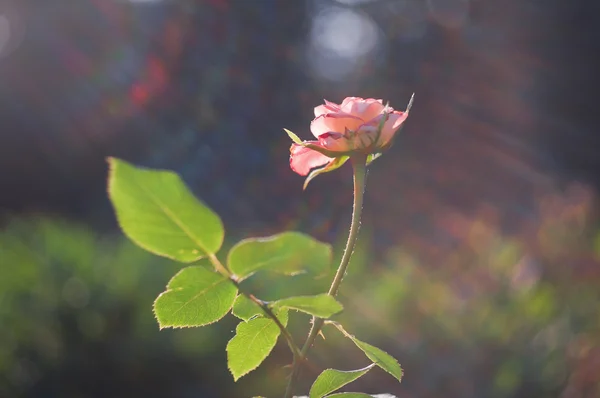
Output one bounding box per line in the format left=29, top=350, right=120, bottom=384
left=1, top=0, right=600, bottom=397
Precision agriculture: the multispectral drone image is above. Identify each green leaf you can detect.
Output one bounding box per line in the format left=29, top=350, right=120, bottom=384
left=272, top=294, right=343, bottom=318
left=309, top=365, right=375, bottom=398
left=304, top=156, right=350, bottom=190
left=331, top=323, right=403, bottom=382
left=227, top=232, right=332, bottom=281
left=153, top=266, right=237, bottom=328
left=366, top=153, right=383, bottom=166
left=232, top=294, right=262, bottom=321
left=226, top=309, right=289, bottom=381
left=325, top=394, right=373, bottom=398
left=107, top=157, right=224, bottom=262
left=284, top=128, right=303, bottom=144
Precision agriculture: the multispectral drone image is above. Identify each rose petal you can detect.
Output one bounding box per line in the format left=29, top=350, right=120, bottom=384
left=340, top=97, right=361, bottom=111
left=324, top=99, right=341, bottom=108
left=310, top=113, right=364, bottom=138
left=314, top=99, right=342, bottom=117
left=391, top=111, right=408, bottom=129
left=358, top=101, right=387, bottom=122
left=318, top=132, right=352, bottom=152
left=289, top=143, right=334, bottom=176
left=341, top=97, right=384, bottom=118
left=379, top=111, right=408, bottom=146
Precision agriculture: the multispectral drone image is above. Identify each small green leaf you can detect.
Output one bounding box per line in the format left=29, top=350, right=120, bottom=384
left=309, top=365, right=375, bottom=398
left=153, top=266, right=237, bottom=328
left=284, top=128, right=303, bottom=144
left=325, top=394, right=373, bottom=398
left=366, top=153, right=382, bottom=166
left=351, top=340, right=402, bottom=382
left=227, top=309, right=289, bottom=381
left=272, top=294, right=343, bottom=318
left=304, top=156, right=349, bottom=190
left=107, top=158, right=224, bottom=262
left=331, top=323, right=403, bottom=382
left=232, top=294, right=262, bottom=321
left=227, top=232, right=332, bottom=281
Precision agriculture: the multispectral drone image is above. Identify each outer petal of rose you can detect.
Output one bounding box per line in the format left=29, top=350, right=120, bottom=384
left=391, top=111, right=408, bottom=128
left=314, top=99, right=342, bottom=117
left=318, top=132, right=353, bottom=152
left=379, top=111, right=408, bottom=146
left=310, top=113, right=364, bottom=138
left=289, top=143, right=334, bottom=176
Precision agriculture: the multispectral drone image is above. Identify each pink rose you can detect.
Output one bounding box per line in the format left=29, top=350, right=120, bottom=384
left=288, top=96, right=411, bottom=177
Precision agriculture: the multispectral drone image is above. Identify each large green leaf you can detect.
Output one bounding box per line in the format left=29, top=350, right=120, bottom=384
left=153, top=266, right=237, bottom=328
left=107, top=157, right=224, bottom=262
left=331, top=323, right=403, bottom=382
left=231, top=294, right=263, bottom=321
left=226, top=309, right=289, bottom=381
left=227, top=232, right=331, bottom=280
left=272, top=294, right=343, bottom=318
left=309, top=365, right=374, bottom=398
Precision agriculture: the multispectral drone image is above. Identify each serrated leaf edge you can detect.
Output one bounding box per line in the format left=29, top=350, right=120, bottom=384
left=226, top=309, right=288, bottom=381
left=309, top=364, right=375, bottom=398
left=106, top=157, right=224, bottom=262
left=152, top=268, right=236, bottom=329
left=227, top=318, right=279, bottom=381
left=226, top=232, right=333, bottom=281
left=271, top=293, right=343, bottom=318
left=329, top=322, right=403, bottom=382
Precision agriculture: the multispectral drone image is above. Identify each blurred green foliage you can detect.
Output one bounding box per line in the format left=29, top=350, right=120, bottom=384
left=0, top=218, right=236, bottom=397
left=323, top=187, right=600, bottom=398
left=1, top=182, right=600, bottom=398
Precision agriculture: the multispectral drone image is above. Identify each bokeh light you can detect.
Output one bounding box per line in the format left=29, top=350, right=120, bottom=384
left=0, top=2, right=25, bottom=58
left=306, top=2, right=384, bottom=82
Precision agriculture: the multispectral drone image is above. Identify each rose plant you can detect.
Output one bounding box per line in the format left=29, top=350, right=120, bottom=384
left=107, top=95, right=413, bottom=398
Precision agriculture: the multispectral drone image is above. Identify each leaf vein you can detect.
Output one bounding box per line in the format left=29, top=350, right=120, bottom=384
left=171, top=278, right=227, bottom=317
left=130, top=174, right=209, bottom=254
